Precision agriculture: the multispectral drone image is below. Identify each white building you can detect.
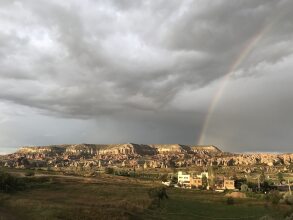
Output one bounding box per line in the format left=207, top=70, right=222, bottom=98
left=178, top=171, right=190, bottom=183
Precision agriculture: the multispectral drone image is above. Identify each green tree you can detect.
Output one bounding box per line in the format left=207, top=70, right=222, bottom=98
left=208, top=166, right=216, bottom=188
left=277, top=172, right=284, bottom=183
left=148, top=187, right=169, bottom=207
left=202, top=175, right=208, bottom=189
left=241, top=184, right=248, bottom=192
left=260, top=171, right=266, bottom=183
left=25, top=170, right=35, bottom=177
left=226, top=197, right=235, bottom=205
left=171, top=176, right=178, bottom=185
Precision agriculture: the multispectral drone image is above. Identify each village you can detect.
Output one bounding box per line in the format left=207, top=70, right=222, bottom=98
left=161, top=170, right=293, bottom=198
left=165, top=171, right=236, bottom=191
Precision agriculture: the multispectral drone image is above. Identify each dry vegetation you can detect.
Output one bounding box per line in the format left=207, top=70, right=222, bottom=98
left=0, top=173, right=157, bottom=220
left=0, top=170, right=292, bottom=220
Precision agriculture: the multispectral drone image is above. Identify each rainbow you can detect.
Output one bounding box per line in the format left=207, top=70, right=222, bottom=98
left=198, top=23, right=273, bottom=145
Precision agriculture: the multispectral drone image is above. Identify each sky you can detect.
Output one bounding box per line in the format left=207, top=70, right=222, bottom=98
left=1, top=0, right=293, bottom=154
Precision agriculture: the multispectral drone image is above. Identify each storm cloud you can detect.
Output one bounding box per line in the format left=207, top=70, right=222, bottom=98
left=1, top=0, right=293, bottom=153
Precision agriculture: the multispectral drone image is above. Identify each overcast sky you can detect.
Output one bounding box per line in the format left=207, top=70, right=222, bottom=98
left=1, top=0, right=293, bottom=154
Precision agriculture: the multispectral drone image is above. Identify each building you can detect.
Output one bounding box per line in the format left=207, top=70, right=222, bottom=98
left=176, top=171, right=234, bottom=190
left=178, top=171, right=203, bottom=188
left=178, top=171, right=191, bottom=188
left=190, top=177, right=202, bottom=188
left=178, top=171, right=190, bottom=183
left=224, top=179, right=235, bottom=190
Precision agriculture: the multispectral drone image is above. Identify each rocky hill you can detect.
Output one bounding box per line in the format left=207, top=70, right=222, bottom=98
left=1, top=143, right=292, bottom=170
left=16, top=143, right=221, bottom=156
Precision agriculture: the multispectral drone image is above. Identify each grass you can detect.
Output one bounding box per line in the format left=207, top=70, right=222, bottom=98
left=0, top=175, right=156, bottom=220
left=142, top=189, right=291, bottom=220
left=0, top=170, right=292, bottom=220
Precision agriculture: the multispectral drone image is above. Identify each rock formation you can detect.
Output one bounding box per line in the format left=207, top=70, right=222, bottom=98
left=1, top=143, right=292, bottom=171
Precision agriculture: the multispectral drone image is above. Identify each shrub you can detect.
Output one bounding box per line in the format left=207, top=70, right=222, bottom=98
left=0, top=171, right=25, bottom=193
left=241, top=184, right=248, bottom=192
left=226, top=197, right=235, bottom=205
left=283, top=192, right=293, bottom=205
left=284, top=206, right=293, bottom=219
left=277, top=172, right=285, bottom=183
left=171, top=176, right=178, bottom=184
left=25, top=170, right=35, bottom=176
left=105, top=167, right=114, bottom=174
left=160, top=174, right=168, bottom=182
left=259, top=215, right=275, bottom=220
left=148, top=187, right=169, bottom=207
left=267, top=190, right=281, bottom=205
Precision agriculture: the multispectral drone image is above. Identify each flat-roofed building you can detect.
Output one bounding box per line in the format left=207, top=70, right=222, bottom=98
left=224, top=179, right=235, bottom=190
left=191, top=177, right=202, bottom=188
left=178, top=171, right=191, bottom=188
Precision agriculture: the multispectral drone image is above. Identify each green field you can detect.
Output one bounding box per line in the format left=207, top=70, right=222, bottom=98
left=0, top=170, right=292, bottom=220
left=145, top=189, right=290, bottom=220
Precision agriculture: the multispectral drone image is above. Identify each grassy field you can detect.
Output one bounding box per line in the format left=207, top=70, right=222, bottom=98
left=143, top=189, right=291, bottom=220
left=0, top=170, right=292, bottom=220
left=0, top=174, right=156, bottom=220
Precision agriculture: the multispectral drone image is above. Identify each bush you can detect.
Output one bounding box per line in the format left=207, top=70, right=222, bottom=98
left=160, top=174, right=168, bottom=182
left=259, top=215, right=275, bottom=220
left=226, top=197, right=235, bottom=205
left=267, top=190, right=281, bottom=205
left=105, top=167, right=114, bottom=174
left=171, top=176, right=178, bottom=184
left=241, top=184, right=248, bottom=192
left=25, top=170, right=35, bottom=176
left=284, top=208, right=293, bottom=219
left=148, top=187, right=169, bottom=207
left=246, top=191, right=263, bottom=199
left=283, top=192, right=293, bottom=205
left=0, top=171, right=25, bottom=193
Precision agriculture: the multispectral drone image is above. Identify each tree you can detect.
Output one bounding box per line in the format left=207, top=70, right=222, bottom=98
left=148, top=187, right=169, bottom=207
left=267, top=190, right=281, bottom=205
left=241, top=184, right=248, bottom=192
left=226, top=197, right=235, bottom=205
left=25, top=170, right=35, bottom=177
left=277, top=172, right=284, bottom=184
left=260, top=171, right=266, bottom=183
left=160, top=174, right=168, bottom=182
left=208, top=166, right=215, bottom=188
left=202, top=175, right=208, bottom=189
left=171, top=176, right=178, bottom=185
left=235, top=178, right=247, bottom=190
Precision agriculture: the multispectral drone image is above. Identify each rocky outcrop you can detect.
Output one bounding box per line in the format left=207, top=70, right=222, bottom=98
left=18, top=146, right=66, bottom=155
left=150, top=144, right=190, bottom=154
left=1, top=143, right=293, bottom=170
left=15, top=143, right=223, bottom=157
left=190, top=145, right=222, bottom=155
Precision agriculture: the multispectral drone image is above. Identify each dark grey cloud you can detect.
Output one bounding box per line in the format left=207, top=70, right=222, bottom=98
left=0, top=0, right=293, bottom=152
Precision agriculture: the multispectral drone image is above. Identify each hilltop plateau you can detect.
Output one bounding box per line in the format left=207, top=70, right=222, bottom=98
left=0, top=143, right=292, bottom=172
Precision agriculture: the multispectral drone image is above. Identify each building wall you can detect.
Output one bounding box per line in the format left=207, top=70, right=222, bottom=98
left=224, top=180, right=235, bottom=190
left=191, top=178, right=202, bottom=188
left=178, top=171, right=190, bottom=183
